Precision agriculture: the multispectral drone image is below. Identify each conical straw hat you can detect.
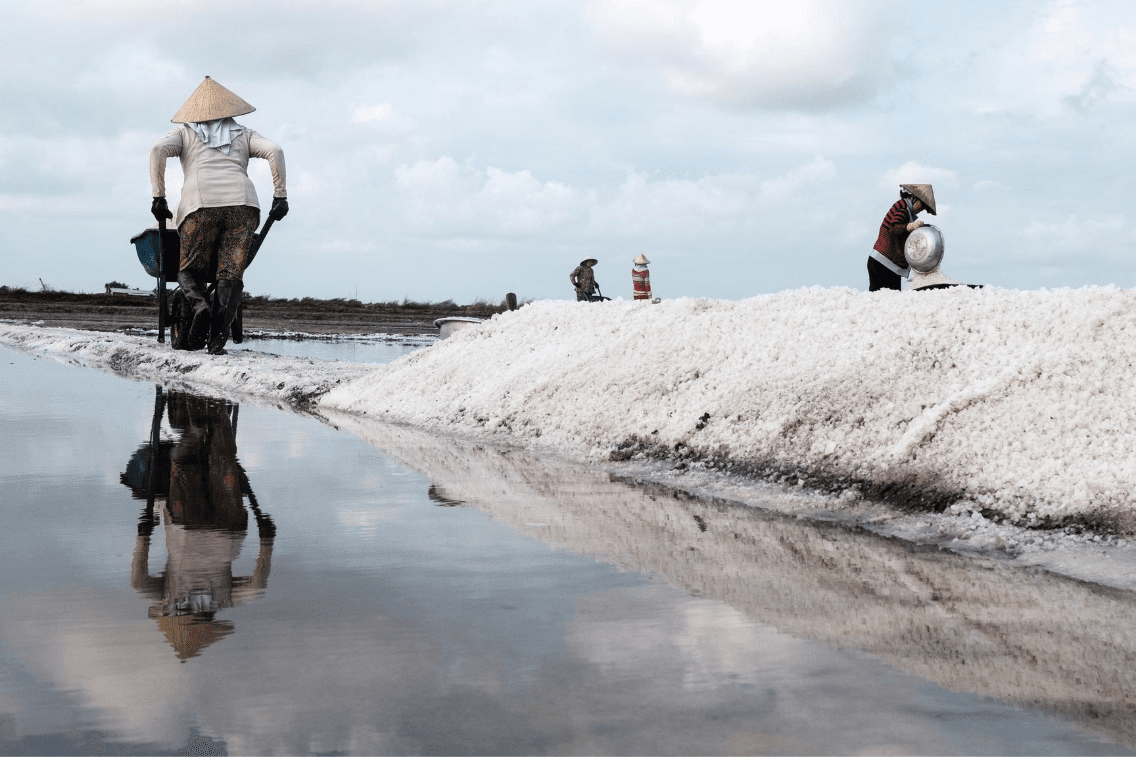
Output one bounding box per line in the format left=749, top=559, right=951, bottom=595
left=171, top=77, right=255, bottom=123
left=900, top=183, right=937, bottom=215
left=158, top=615, right=235, bottom=659
left=633, top=254, right=650, bottom=265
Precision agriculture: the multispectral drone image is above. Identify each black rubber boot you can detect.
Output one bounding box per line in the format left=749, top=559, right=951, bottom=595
left=177, top=270, right=212, bottom=350
left=207, top=279, right=243, bottom=355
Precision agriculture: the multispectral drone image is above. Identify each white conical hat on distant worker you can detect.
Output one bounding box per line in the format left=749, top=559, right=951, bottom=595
left=171, top=76, right=255, bottom=123
left=900, top=183, right=937, bottom=215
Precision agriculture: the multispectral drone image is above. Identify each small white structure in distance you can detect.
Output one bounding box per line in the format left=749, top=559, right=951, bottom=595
left=434, top=317, right=484, bottom=340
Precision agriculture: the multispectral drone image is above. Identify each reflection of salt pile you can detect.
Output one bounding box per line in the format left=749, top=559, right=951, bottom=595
left=328, top=414, right=1136, bottom=746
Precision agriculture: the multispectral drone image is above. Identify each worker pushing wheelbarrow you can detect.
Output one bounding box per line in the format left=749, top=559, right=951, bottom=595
left=141, top=76, right=289, bottom=354
left=569, top=258, right=610, bottom=302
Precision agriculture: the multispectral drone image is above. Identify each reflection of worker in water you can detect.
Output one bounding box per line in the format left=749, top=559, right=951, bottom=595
left=123, top=389, right=275, bottom=660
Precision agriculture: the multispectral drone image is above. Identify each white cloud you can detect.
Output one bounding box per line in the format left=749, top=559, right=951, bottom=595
left=588, top=0, right=897, bottom=109
left=588, top=157, right=836, bottom=240
left=350, top=103, right=417, bottom=144
left=587, top=172, right=751, bottom=239
left=394, top=157, right=581, bottom=237
left=389, top=155, right=836, bottom=248
left=879, top=161, right=958, bottom=191
left=353, top=103, right=395, bottom=124
left=0, top=194, right=51, bottom=212
left=963, top=0, right=1136, bottom=117
left=759, top=156, right=836, bottom=200
left=74, top=43, right=186, bottom=91
left=396, top=155, right=462, bottom=195
left=479, top=167, right=578, bottom=234
left=1021, top=214, right=1128, bottom=251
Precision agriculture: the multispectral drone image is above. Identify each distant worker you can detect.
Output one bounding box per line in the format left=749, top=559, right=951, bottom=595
left=150, top=76, right=289, bottom=354
left=869, top=184, right=936, bottom=292
left=570, top=258, right=601, bottom=301
left=631, top=254, right=654, bottom=301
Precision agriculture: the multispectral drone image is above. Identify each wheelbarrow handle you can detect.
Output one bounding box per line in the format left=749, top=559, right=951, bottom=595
left=156, top=216, right=167, bottom=342
left=246, top=215, right=275, bottom=268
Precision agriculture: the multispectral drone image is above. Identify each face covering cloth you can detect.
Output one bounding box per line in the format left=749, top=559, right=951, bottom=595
left=189, top=118, right=244, bottom=156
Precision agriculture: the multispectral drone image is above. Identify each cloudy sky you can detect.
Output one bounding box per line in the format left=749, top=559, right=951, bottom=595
left=3, top=0, right=1135, bottom=302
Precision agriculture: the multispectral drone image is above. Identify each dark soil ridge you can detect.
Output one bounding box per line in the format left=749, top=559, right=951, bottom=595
left=0, top=286, right=507, bottom=336
left=608, top=435, right=1132, bottom=537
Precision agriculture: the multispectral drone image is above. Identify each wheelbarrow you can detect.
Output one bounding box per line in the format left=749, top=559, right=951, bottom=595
left=130, top=216, right=276, bottom=347
left=122, top=385, right=275, bottom=539
left=583, top=284, right=611, bottom=302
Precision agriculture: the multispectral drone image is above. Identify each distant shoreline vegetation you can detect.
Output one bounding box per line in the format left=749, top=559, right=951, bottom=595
left=0, top=285, right=516, bottom=316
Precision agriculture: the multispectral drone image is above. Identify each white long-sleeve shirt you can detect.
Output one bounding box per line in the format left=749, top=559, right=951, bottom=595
left=150, top=123, right=287, bottom=228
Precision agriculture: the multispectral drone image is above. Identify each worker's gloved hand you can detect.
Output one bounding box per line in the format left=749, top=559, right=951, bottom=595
left=906, top=220, right=924, bottom=232
left=256, top=513, right=277, bottom=540
left=151, top=197, right=172, bottom=222
left=269, top=197, right=289, bottom=221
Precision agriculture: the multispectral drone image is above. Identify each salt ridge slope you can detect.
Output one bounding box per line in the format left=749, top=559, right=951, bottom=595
left=322, top=286, right=1136, bottom=526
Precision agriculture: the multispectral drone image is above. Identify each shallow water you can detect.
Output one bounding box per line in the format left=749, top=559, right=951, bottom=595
left=228, top=335, right=427, bottom=364
left=2, top=345, right=1135, bottom=755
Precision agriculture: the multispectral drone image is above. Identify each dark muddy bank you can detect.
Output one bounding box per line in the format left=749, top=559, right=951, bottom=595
left=0, top=286, right=506, bottom=336
left=608, top=435, right=1136, bottom=537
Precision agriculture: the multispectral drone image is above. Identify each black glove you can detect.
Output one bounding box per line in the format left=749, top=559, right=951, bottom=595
left=256, top=513, right=277, bottom=540
left=151, top=197, right=172, bottom=222
left=269, top=197, right=289, bottom=221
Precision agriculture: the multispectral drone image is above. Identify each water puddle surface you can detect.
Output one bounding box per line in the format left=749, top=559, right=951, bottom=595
left=1, top=345, right=1135, bottom=755
left=230, top=335, right=426, bottom=364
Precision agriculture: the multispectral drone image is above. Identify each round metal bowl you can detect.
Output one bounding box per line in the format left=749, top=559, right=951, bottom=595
left=904, top=225, right=944, bottom=273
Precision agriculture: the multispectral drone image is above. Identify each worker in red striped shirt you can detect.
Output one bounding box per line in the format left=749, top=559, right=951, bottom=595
left=631, top=254, right=653, bottom=300
left=869, top=183, right=936, bottom=291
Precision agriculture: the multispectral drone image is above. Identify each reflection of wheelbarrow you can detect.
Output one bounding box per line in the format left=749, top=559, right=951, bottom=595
left=121, top=385, right=275, bottom=538
left=130, top=216, right=276, bottom=347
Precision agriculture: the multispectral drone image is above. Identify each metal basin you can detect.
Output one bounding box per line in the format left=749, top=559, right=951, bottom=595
left=904, top=225, right=944, bottom=272
left=433, top=317, right=484, bottom=340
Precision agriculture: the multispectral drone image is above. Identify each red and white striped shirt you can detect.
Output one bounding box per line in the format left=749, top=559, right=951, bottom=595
left=632, top=265, right=652, bottom=299
left=872, top=199, right=913, bottom=269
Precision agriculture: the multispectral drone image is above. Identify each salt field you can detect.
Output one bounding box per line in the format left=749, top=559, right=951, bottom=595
left=4, top=288, right=1136, bottom=753
left=5, top=286, right=1136, bottom=539
left=6, top=0, right=1135, bottom=750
